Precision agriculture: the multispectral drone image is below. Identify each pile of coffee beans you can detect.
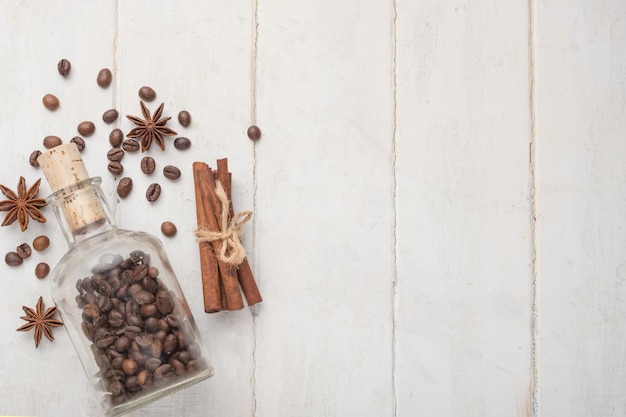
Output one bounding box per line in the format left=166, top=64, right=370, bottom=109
left=75, top=250, right=206, bottom=405
left=4, top=235, right=50, bottom=278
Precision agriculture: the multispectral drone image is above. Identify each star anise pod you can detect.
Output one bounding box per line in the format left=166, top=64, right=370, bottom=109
left=17, top=296, right=63, bottom=348
left=126, top=101, right=178, bottom=152
left=0, top=176, right=47, bottom=232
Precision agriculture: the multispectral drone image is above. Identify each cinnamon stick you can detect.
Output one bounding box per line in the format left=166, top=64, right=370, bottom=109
left=216, top=158, right=262, bottom=306
left=193, top=162, right=222, bottom=313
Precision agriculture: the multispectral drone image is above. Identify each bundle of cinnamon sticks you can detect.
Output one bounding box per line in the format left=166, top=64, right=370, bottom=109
left=193, top=158, right=262, bottom=312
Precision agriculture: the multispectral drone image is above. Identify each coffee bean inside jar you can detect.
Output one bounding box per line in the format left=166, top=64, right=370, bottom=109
left=76, top=250, right=208, bottom=407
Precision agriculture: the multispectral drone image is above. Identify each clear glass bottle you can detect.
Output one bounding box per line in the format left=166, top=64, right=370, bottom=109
left=38, top=144, right=213, bottom=416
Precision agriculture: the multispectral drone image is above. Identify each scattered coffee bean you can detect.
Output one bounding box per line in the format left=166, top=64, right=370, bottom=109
left=140, top=157, right=156, bottom=175
left=57, top=59, right=71, bottom=77
left=109, top=129, right=124, bottom=147
left=97, top=68, right=113, bottom=88
left=42, top=94, right=60, bottom=111
left=107, top=148, right=125, bottom=162
left=160, top=222, right=177, bottom=237
left=163, top=165, right=181, bottom=180
left=77, top=121, right=96, bottom=137
left=43, top=135, right=62, bottom=149
left=117, top=177, right=133, bottom=198
left=108, top=161, right=124, bottom=176
left=247, top=125, right=262, bottom=141
left=33, top=235, right=50, bottom=251
left=122, top=140, right=140, bottom=153
left=173, top=137, right=191, bottom=150
left=35, top=262, right=50, bottom=279
left=138, top=86, right=156, bottom=102
left=71, top=136, right=86, bottom=152
left=102, top=109, right=119, bottom=124
left=177, top=111, right=191, bottom=127
left=146, top=183, right=161, bottom=202
left=16, top=243, right=32, bottom=260
left=29, top=150, right=42, bottom=168
left=5, top=252, right=22, bottom=266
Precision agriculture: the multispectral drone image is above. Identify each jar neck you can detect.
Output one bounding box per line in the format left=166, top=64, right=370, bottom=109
left=46, top=177, right=116, bottom=247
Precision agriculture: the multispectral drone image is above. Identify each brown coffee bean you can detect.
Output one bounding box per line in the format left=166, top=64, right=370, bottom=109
left=57, top=59, right=71, bottom=76
left=29, top=150, right=42, bottom=168
left=102, top=109, right=119, bottom=124
left=138, top=86, right=156, bottom=101
left=77, top=121, right=95, bottom=137
left=163, top=165, right=181, bottom=180
left=70, top=136, right=85, bottom=152
left=122, top=140, right=139, bottom=153
left=178, top=110, right=191, bottom=127
left=140, top=157, right=155, bottom=175
left=35, top=262, right=50, bottom=279
left=163, top=334, right=177, bottom=355
left=16, top=243, right=32, bottom=260
left=43, top=135, right=62, bottom=149
left=107, top=148, right=125, bottom=162
left=173, top=137, right=191, bottom=150
left=247, top=125, right=262, bottom=141
left=107, top=129, right=122, bottom=148
left=97, top=68, right=113, bottom=88
left=145, top=358, right=162, bottom=372
left=140, top=303, right=157, bottom=318
left=42, top=94, right=60, bottom=111
left=122, top=358, right=138, bottom=376
left=146, top=183, right=161, bottom=202
left=169, top=358, right=186, bottom=376
left=160, top=221, right=177, bottom=237
left=32, top=235, right=50, bottom=251
left=117, top=177, right=133, bottom=198
left=5, top=251, right=22, bottom=266
left=155, top=291, right=174, bottom=314
left=108, top=161, right=124, bottom=176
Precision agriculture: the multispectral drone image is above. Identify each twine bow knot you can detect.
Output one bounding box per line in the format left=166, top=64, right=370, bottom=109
left=195, top=181, right=252, bottom=266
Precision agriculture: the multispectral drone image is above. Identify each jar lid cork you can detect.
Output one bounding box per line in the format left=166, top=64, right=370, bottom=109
left=37, top=143, right=89, bottom=193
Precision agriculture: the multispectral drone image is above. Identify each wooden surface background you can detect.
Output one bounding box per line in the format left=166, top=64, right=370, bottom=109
left=0, top=1, right=624, bottom=416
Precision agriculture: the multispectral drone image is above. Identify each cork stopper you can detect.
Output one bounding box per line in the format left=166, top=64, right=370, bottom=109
left=38, top=143, right=107, bottom=234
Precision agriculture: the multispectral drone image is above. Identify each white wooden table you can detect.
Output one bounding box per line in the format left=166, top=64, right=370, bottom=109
left=1, top=1, right=625, bottom=416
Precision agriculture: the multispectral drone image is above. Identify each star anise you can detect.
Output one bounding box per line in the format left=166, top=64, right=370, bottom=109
left=16, top=296, right=63, bottom=348
left=126, top=101, right=178, bottom=152
left=0, top=176, right=47, bottom=232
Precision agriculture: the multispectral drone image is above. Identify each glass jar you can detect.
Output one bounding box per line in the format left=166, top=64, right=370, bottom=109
left=40, top=146, right=213, bottom=416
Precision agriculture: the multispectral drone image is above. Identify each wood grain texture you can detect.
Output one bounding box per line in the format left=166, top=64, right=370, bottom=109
left=535, top=1, right=626, bottom=416
left=395, top=1, right=533, bottom=415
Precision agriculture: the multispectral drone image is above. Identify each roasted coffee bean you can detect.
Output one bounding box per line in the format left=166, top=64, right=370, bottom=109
left=138, top=86, right=156, bottom=101
left=122, top=139, right=139, bottom=153
left=35, top=263, right=50, bottom=279
left=153, top=364, right=173, bottom=382
left=77, top=121, right=95, bottom=137
left=159, top=222, right=178, bottom=239
left=95, top=353, right=111, bottom=370
left=144, top=317, right=159, bottom=333
left=82, top=321, right=95, bottom=340
left=176, top=332, right=188, bottom=349
left=122, top=358, right=138, bottom=376
left=117, top=177, right=133, bottom=198
left=169, top=358, right=186, bottom=376
left=16, top=243, right=32, bottom=259
left=81, top=277, right=95, bottom=293
left=114, top=336, right=131, bottom=353
left=102, top=109, right=119, bottom=124
left=173, top=137, right=191, bottom=150
left=247, top=125, right=262, bottom=141
left=42, top=93, right=60, bottom=111
left=135, top=334, right=154, bottom=351
left=32, top=235, right=50, bottom=251
left=140, top=303, right=157, bottom=318
left=150, top=339, right=163, bottom=358
left=140, top=156, right=155, bottom=175
left=108, top=161, right=124, bottom=176
left=95, top=331, right=116, bottom=348
left=70, top=136, right=85, bottom=152
left=136, top=369, right=149, bottom=387
left=57, top=59, right=71, bottom=76
left=177, top=111, right=191, bottom=127
left=5, top=252, right=22, bottom=266
left=97, top=68, right=113, bottom=88
left=97, top=295, right=113, bottom=313
left=109, top=129, right=124, bottom=147
left=108, top=310, right=125, bottom=327
left=134, top=291, right=155, bottom=306
left=142, top=276, right=159, bottom=294
left=29, top=150, right=42, bottom=168
left=43, top=135, right=62, bottom=149
left=109, top=380, right=124, bottom=397
left=83, top=303, right=100, bottom=321
left=163, top=334, right=178, bottom=355
left=107, top=148, right=125, bottom=162
left=156, top=290, right=174, bottom=314
left=146, top=183, right=161, bottom=202
left=163, top=165, right=181, bottom=180
left=125, top=376, right=141, bottom=392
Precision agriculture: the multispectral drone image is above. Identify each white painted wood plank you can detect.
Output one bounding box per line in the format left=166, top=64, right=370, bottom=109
left=253, top=1, right=396, bottom=416
left=0, top=2, right=117, bottom=416
left=395, top=2, right=533, bottom=416
left=535, top=2, right=626, bottom=416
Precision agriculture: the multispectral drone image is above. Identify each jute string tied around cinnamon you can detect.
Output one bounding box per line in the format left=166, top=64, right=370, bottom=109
left=195, top=181, right=253, bottom=266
